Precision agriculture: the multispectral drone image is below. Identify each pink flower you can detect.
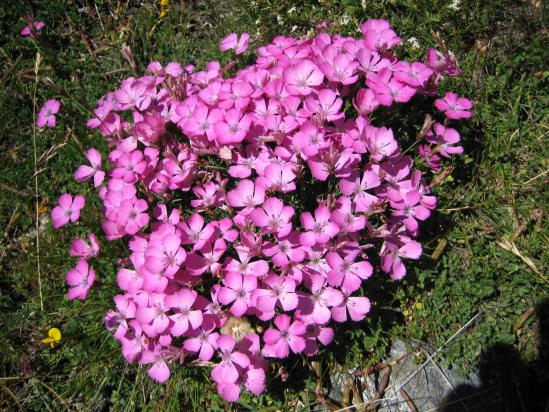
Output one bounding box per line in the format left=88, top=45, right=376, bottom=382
left=51, top=193, right=85, bottom=229
left=361, top=125, right=398, bottom=161
left=326, top=250, right=373, bottom=292
left=253, top=275, right=298, bottom=313
left=219, top=32, right=250, bottom=55
left=331, top=292, right=371, bottom=322
left=331, top=196, right=365, bottom=233
left=339, top=168, right=381, bottom=213
left=381, top=237, right=422, bottom=280
left=215, top=109, right=251, bottom=145
left=179, top=213, right=215, bottom=251
left=263, top=314, right=306, bottom=358
left=228, top=146, right=270, bottom=178
left=303, top=324, right=334, bottom=355
left=191, top=182, right=224, bottom=209
left=114, top=78, right=152, bottom=111
left=135, top=293, right=171, bottom=336
left=284, top=60, right=324, bottom=96
left=299, top=206, right=339, bottom=246
left=304, top=89, right=344, bottom=122
left=153, top=204, right=180, bottom=226
left=21, top=16, right=44, bottom=38
left=426, top=48, right=461, bottom=77
left=296, top=274, right=343, bottom=325
left=356, top=48, right=389, bottom=73
left=256, top=162, right=296, bottom=193
left=418, top=144, right=442, bottom=171
left=218, top=272, right=257, bottom=317
left=104, top=295, right=136, bottom=339
left=184, top=321, right=220, bottom=361
left=219, top=80, right=253, bottom=110
left=434, top=92, right=473, bottom=120
left=251, top=197, right=294, bottom=237
left=74, top=148, right=105, bottom=187
left=69, top=233, right=100, bottom=259
left=353, top=88, right=379, bottom=116
left=79, top=17, right=473, bottom=401
left=37, top=99, right=61, bottom=129
left=242, top=364, right=266, bottom=396
left=390, top=190, right=431, bottom=233
left=111, top=150, right=147, bottom=184
left=292, top=121, right=329, bottom=157
left=369, top=70, right=416, bottom=106
left=116, top=198, right=149, bottom=235
left=360, top=19, right=400, bottom=51
left=224, top=247, right=269, bottom=278
left=211, top=335, right=250, bottom=384
left=133, top=113, right=165, bottom=144
left=235, top=33, right=250, bottom=55
left=394, top=61, right=433, bottom=87
left=319, top=49, right=359, bottom=85
left=87, top=101, right=121, bottom=137
left=117, top=268, right=143, bottom=293
left=66, top=258, right=96, bottom=300
left=165, top=289, right=203, bottom=336
left=426, top=123, right=463, bottom=158
left=148, top=360, right=170, bottom=383
left=225, top=179, right=265, bottom=213
left=186, top=238, right=227, bottom=276
left=262, top=233, right=304, bottom=267
left=144, top=231, right=187, bottom=277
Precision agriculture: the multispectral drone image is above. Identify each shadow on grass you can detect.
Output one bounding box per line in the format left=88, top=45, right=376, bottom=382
left=440, top=299, right=549, bottom=412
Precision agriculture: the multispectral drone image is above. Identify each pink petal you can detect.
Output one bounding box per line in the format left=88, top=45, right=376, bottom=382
left=148, top=361, right=170, bottom=383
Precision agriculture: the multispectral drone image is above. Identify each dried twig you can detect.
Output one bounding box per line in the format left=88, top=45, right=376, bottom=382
left=365, top=366, right=391, bottom=412
left=38, top=128, right=73, bottom=165
left=431, top=238, right=448, bottom=260
left=508, top=208, right=543, bottom=242
left=430, top=166, right=454, bottom=187
left=496, top=239, right=546, bottom=282
left=33, top=378, right=71, bottom=409
left=0, top=183, right=29, bottom=197
left=1, top=384, right=24, bottom=411
left=513, top=306, right=535, bottom=334
left=522, top=169, right=548, bottom=185
left=350, top=377, right=365, bottom=412
left=399, top=388, right=418, bottom=412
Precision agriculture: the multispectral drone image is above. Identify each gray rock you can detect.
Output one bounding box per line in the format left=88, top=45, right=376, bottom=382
left=324, top=339, right=480, bottom=412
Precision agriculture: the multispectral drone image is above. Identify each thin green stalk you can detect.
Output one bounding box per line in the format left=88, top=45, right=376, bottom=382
left=32, top=51, right=44, bottom=313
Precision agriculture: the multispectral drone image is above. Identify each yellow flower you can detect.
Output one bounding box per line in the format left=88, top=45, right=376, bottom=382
left=160, top=0, right=170, bottom=18
left=41, top=328, right=61, bottom=348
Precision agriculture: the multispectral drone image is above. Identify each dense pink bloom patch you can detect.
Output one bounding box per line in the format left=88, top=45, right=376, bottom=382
left=54, top=19, right=471, bottom=403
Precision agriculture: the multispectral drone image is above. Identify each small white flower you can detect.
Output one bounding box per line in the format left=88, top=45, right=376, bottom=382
left=449, top=0, right=461, bottom=11
left=288, top=6, right=296, bottom=14
left=340, top=14, right=351, bottom=25
left=407, top=37, right=420, bottom=50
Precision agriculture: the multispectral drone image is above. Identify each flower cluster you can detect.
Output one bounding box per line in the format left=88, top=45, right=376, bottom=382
left=53, top=20, right=471, bottom=402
